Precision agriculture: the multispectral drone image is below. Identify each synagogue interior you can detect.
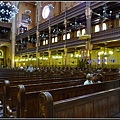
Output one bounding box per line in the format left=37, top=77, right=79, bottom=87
left=0, top=1, right=120, bottom=118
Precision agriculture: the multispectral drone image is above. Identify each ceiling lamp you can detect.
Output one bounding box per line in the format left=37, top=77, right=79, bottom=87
left=53, top=24, right=61, bottom=36
left=0, top=1, right=19, bottom=23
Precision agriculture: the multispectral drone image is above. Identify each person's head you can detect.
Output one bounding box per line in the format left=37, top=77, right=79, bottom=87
left=86, top=73, right=93, bottom=81
left=30, top=64, right=32, bottom=67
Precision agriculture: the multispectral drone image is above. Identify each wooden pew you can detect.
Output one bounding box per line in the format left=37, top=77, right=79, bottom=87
left=39, top=87, right=120, bottom=118
left=3, top=78, right=85, bottom=117
left=0, top=75, right=85, bottom=101
left=0, top=68, right=85, bottom=105
left=15, top=79, right=120, bottom=118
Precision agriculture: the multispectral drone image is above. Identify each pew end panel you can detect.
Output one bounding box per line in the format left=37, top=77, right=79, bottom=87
left=3, top=80, right=11, bottom=117
left=16, top=85, right=26, bottom=118
left=39, top=92, right=53, bottom=118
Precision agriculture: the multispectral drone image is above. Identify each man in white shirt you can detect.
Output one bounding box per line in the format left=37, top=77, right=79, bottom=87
left=84, top=73, right=94, bottom=85
left=27, top=64, right=34, bottom=72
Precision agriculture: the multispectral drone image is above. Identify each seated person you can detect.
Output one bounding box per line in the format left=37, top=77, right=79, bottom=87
left=27, top=64, right=34, bottom=72
left=20, top=65, right=24, bottom=70
left=84, top=73, right=94, bottom=85
left=92, top=73, right=102, bottom=83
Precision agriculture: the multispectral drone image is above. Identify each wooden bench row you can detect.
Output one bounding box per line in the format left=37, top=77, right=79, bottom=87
left=42, top=87, right=120, bottom=118
left=4, top=79, right=120, bottom=118
left=0, top=75, right=86, bottom=101
left=3, top=78, right=86, bottom=117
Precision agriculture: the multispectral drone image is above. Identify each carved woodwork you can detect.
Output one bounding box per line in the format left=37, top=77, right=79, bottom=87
left=39, top=92, right=53, bottom=118
left=3, top=80, right=14, bottom=118
left=16, top=85, right=25, bottom=118
left=43, top=87, right=120, bottom=118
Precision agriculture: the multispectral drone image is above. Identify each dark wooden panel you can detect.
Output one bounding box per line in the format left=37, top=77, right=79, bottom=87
left=53, top=87, right=120, bottom=118
left=108, top=94, right=119, bottom=116
left=94, top=98, right=108, bottom=117
left=74, top=105, right=85, bottom=117
left=0, top=22, right=12, bottom=28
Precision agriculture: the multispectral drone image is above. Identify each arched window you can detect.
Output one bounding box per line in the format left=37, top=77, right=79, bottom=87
left=102, top=23, right=107, bottom=30
left=55, top=37, right=58, bottom=42
left=82, top=29, right=85, bottom=35
left=67, top=33, right=70, bottom=39
left=95, top=25, right=100, bottom=32
left=43, top=40, right=45, bottom=45
left=46, top=40, right=48, bottom=44
left=52, top=38, right=54, bottom=43
left=77, top=30, right=81, bottom=37
left=63, top=34, right=65, bottom=40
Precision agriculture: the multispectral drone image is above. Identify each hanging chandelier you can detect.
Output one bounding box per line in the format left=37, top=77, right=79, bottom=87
left=0, top=1, right=19, bottom=23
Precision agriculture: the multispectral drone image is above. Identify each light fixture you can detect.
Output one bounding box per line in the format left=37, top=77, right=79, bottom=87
left=102, top=6, right=112, bottom=20
left=70, top=19, right=80, bottom=29
left=53, top=24, right=61, bottom=36
left=0, top=1, right=19, bottom=23
left=40, top=32, right=48, bottom=40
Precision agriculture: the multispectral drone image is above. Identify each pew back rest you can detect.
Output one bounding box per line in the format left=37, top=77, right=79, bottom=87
left=16, top=79, right=120, bottom=118
left=39, top=87, right=120, bottom=118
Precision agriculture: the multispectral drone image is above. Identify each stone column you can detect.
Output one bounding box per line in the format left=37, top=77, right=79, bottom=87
left=48, top=4, right=54, bottom=67
left=48, top=48, right=51, bottom=66
left=36, top=2, right=41, bottom=68
left=11, top=2, right=18, bottom=68
left=64, top=2, right=67, bottom=67
left=48, top=25, right=51, bottom=67
left=85, top=2, right=92, bottom=70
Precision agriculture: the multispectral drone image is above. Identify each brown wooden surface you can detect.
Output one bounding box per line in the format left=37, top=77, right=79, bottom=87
left=17, top=79, right=120, bottom=118
left=49, top=87, right=120, bottom=118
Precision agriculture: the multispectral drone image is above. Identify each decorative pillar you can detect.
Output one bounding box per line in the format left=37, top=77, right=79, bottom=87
left=86, top=2, right=92, bottom=35
left=48, top=4, right=54, bottom=67
left=64, top=45, right=67, bottom=67
left=27, top=35, right=30, bottom=49
left=48, top=48, right=51, bottom=66
left=36, top=2, right=41, bottom=68
left=85, top=2, right=92, bottom=70
left=11, top=2, right=18, bottom=68
left=48, top=25, right=51, bottom=67
left=64, top=2, right=67, bottom=67
left=36, top=29, right=39, bottom=68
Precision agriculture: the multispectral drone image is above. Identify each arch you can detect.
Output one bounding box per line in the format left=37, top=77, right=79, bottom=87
left=67, top=33, right=70, bottom=39
left=102, top=23, right=107, bottom=30
left=95, top=25, right=100, bottom=32
left=77, top=30, right=81, bottom=37
left=82, top=29, right=86, bottom=35
left=0, top=50, right=3, bottom=58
